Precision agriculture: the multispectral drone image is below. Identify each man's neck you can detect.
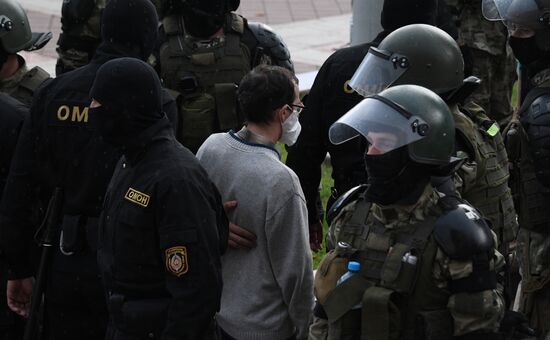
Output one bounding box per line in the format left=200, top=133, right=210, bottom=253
left=246, top=122, right=279, bottom=144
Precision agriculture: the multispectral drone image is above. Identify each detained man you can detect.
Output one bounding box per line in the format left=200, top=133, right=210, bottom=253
left=197, top=65, right=314, bottom=340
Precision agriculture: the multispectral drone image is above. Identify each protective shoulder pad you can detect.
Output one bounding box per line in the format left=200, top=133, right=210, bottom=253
left=326, top=184, right=367, bottom=226
left=246, top=21, right=293, bottom=71
left=433, top=203, right=494, bottom=260
left=521, top=92, right=550, bottom=126
left=20, top=67, right=50, bottom=93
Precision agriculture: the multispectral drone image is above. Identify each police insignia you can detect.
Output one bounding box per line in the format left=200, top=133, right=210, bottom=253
left=124, top=188, right=150, bottom=207
left=165, top=246, right=188, bottom=277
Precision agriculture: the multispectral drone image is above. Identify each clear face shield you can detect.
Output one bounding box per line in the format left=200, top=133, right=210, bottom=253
left=482, top=0, right=549, bottom=35
left=348, top=47, right=410, bottom=97
left=329, top=95, right=429, bottom=155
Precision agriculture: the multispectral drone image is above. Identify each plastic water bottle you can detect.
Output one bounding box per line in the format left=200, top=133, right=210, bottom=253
left=337, top=261, right=361, bottom=309
left=337, top=261, right=361, bottom=285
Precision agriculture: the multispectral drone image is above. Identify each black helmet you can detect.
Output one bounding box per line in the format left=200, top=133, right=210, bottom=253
left=349, top=24, right=464, bottom=97
left=329, top=84, right=455, bottom=166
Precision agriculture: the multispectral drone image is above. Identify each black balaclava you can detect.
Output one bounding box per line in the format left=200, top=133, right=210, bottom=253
left=89, top=58, right=163, bottom=147
left=182, top=0, right=227, bottom=38
left=363, top=145, right=432, bottom=206
left=509, top=33, right=550, bottom=76
left=99, top=0, right=159, bottom=60
left=380, top=0, right=438, bottom=31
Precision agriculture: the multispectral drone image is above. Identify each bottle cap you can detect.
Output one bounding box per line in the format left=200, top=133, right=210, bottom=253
left=348, top=261, right=360, bottom=272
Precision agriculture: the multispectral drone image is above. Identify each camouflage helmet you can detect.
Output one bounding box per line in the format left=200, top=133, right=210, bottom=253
left=0, top=0, right=32, bottom=53
left=349, top=24, right=464, bottom=97
left=329, top=84, right=455, bottom=166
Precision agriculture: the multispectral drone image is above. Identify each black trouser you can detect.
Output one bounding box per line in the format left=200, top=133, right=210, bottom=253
left=220, top=328, right=296, bottom=340
left=43, top=251, right=108, bottom=340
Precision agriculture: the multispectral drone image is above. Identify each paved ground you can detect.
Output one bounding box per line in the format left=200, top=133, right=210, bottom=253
left=19, top=0, right=352, bottom=76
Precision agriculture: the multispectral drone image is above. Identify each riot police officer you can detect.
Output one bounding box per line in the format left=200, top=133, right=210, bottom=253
left=91, top=57, right=227, bottom=340
left=348, top=24, right=518, bottom=255
left=483, top=0, right=550, bottom=337
left=285, top=0, right=448, bottom=251
left=0, top=94, right=28, bottom=340
left=446, top=0, right=516, bottom=127
left=157, top=0, right=294, bottom=153
left=0, top=0, right=51, bottom=106
left=56, top=0, right=105, bottom=75
left=310, top=84, right=505, bottom=339
left=0, top=0, right=177, bottom=338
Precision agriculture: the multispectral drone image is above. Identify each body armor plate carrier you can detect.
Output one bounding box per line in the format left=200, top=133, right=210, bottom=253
left=454, top=104, right=517, bottom=244
left=160, top=12, right=251, bottom=153
left=316, top=188, right=494, bottom=340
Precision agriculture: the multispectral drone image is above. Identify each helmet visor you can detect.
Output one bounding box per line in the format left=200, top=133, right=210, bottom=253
left=349, top=47, right=410, bottom=97
left=482, top=0, right=544, bottom=29
left=329, top=96, right=428, bottom=154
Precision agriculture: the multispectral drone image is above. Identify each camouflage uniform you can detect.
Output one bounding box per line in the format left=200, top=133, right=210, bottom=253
left=310, top=185, right=505, bottom=339
left=0, top=56, right=49, bottom=106
left=451, top=103, right=518, bottom=247
left=56, top=0, right=107, bottom=75
left=447, top=0, right=516, bottom=126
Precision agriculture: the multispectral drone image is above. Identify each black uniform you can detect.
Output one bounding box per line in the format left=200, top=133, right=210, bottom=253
left=286, top=33, right=387, bottom=224
left=90, top=57, right=227, bottom=340
left=0, top=0, right=176, bottom=337
left=99, top=118, right=226, bottom=340
left=0, top=94, right=27, bottom=340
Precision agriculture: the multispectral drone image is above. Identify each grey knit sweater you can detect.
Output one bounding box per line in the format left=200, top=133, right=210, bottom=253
left=197, top=132, right=314, bottom=340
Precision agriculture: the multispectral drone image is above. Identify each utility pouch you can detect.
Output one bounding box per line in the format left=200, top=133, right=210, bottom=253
left=324, top=274, right=372, bottom=323
left=414, top=310, right=453, bottom=340
left=60, top=215, right=87, bottom=255
left=381, top=243, right=419, bottom=294
left=361, top=286, right=401, bottom=340
left=314, top=250, right=350, bottom=305
left=108, top=293, right=170, bottom=337
left=61, top=0, right=95, bottom=26
left=180, top=93, right=216, bottom=153
left=214, top=83, right=242, bottom=131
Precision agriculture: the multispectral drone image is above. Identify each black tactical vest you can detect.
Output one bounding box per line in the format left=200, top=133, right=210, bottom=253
left=160, top=12, right=251, bottom=153
left=505, top=70, right=550, bottom=234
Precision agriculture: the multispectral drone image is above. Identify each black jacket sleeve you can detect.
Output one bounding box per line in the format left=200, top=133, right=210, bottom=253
left=156, top=176, right=225, bottom=340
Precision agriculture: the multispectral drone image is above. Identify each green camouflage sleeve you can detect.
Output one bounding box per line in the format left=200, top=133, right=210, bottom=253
left=433, top=232, right=506, bottom=336
left=454, top=151, right=478, bottom=197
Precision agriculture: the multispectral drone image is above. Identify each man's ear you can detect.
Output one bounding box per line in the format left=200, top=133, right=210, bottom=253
left=277, top=104, right=290, bottom=123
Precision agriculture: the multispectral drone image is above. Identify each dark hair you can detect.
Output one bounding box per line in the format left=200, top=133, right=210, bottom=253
left=237, top=65, right=298, bottom=125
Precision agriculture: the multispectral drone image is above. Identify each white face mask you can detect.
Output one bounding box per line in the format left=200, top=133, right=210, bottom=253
left=280, top=111, right=302, bottom=146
